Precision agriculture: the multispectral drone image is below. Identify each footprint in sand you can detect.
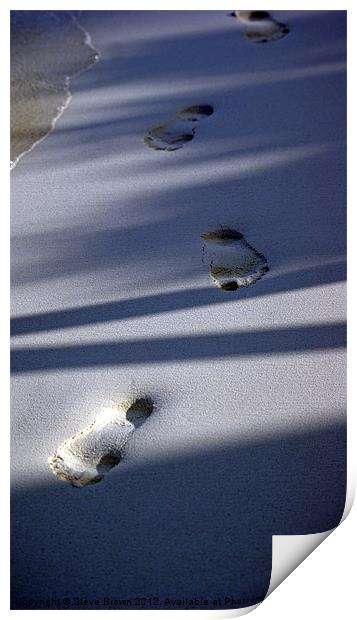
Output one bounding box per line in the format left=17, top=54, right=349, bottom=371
left=48, top=398, right=153, bottom=487
left=144, top=105, right=214, bottom=151
left=202, top=228, right=269, bottom=291
left=229, top=10, right=289, bottom=43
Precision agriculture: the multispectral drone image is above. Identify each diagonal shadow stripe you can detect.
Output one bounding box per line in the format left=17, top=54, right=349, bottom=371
left=11, top=322, right=346, bottom=373
left=11, top=261, right=346, bottom=336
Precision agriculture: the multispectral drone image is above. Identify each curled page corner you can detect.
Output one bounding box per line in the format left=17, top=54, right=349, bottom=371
left=201, top=465, right=352, bottom=620
left=204, top=522, right=349, bottom=620
left=206, top=530, right=336, bottom=620
left=266, top=530, right=333, bottom=598
left=266, top=468, right=354, bottom=599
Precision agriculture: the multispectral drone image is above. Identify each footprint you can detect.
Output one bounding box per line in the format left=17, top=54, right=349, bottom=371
left=48, top=398, right=154, bottom=487
left=202, top=228, right=269, bottom=291
left=229, top=10, right=289, bottom=43
left=144, top=105, right=214, bottom=151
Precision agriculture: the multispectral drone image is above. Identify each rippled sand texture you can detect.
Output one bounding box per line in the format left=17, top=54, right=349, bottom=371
left=10, top=11, right=99, bottom=168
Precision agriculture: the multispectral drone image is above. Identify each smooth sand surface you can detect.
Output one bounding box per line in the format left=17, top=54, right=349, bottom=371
left=11, top=10, right=346, bottom=609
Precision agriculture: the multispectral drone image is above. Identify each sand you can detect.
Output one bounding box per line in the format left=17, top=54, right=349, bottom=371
left=10, top=10, right=346, bottom=610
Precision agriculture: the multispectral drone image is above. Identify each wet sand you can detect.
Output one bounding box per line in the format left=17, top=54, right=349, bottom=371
left=10, top=10, right=99, bottom=168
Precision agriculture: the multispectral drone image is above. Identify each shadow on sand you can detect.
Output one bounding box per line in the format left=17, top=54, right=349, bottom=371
left=11, top=321, right=346, bottom=373
left=11, top=261, right=346, bottom=336
left=11, top=419, right=346, bottom=609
